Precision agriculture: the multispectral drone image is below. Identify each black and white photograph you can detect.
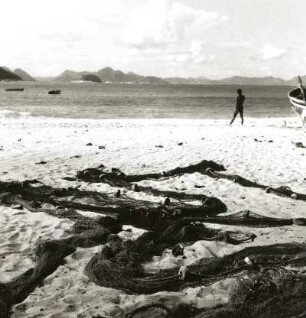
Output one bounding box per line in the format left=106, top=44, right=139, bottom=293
left=1, top=0, right=306, bottom=317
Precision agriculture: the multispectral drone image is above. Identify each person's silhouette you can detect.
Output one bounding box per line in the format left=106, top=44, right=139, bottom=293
left=230, top=89, right=245, bottom=125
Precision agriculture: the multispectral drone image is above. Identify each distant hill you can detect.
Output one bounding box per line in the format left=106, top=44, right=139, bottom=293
left=81, top=74, right=102, bottom=83
left=166, top=76, right=288, bottom=86
left=1, top=66, right=13, bottom=73
left=0, top=67, right=22, bottom=81
left=96, top=67, right=125, bottom=82
left=96, top=67, right=167, bottom=84
left=166, top=75, right=295, bottom=86
left=56, top=70, right=90, bottom=82
left=217, top=76, right=286, bottom=86
left=55, top=67, right=167, bottom=84
left=47, top=67, right=306, bottom=86
left=56, top=70, right=102, bottom=83
left=166, top=76, right=213, bottom=84
left=14, top=68, right=35, bottom=81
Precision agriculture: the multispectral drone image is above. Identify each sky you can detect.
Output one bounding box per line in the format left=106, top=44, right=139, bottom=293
left=1, top=0, right=306, bottom=79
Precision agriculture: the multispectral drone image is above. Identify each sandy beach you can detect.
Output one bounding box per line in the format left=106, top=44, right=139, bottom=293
left=1, top=114, right=306, bottom=317
left=2, top=0, right=306, bottom=316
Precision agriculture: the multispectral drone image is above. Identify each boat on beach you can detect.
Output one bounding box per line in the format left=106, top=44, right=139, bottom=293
left=288, top=88, right=306, bottom=126
left=48, top=90, right=61, bottom=95
left=5, top=88, right=24, bottom=92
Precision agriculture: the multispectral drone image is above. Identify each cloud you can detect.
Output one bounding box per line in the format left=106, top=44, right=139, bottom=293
left=260, top=44, right=286, bottom=60
left=0, top=0, right=124, bottom=75
left=121, top=0, right=226, bottom=48
left=1, top=0, right=302, bottom=79
left=170, top=40, right=214, bottom=65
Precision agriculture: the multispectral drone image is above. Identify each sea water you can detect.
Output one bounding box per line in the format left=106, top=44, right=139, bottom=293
left=0, top=82, right=295, bottom=119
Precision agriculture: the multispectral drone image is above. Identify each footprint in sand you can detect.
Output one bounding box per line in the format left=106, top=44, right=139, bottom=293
left=5, top=242, right=21, bottom=250
left=9, top=232, right=20, bottom=241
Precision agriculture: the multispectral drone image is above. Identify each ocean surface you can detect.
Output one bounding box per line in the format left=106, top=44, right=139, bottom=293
left=0, top=81, right=295, bottom=119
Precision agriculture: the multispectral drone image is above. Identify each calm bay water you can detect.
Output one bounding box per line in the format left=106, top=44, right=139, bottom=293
left=0, top=81, right=295, bottom=119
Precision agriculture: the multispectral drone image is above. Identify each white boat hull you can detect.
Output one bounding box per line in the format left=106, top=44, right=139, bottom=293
left=288, top=88, right=306, bottom=126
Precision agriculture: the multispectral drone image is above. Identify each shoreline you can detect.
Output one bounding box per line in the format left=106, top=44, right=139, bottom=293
left=0, top=109, right=300, bottom=125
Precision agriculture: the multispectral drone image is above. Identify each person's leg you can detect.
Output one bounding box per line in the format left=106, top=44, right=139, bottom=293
left=230, top=110, right=238, bottom=125
left=239, top=109, right=244, bottom=125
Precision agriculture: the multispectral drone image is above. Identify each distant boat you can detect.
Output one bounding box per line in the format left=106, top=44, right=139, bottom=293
left=5, top=88, right=24, bottom=92
left=48, top=90, right=61, bottom=95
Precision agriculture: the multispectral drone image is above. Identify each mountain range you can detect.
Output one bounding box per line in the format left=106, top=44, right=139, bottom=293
left=14, top=68, right=36, bottom=81
left=55, top=67, right=168, bottom=84
left=0, top=65, right=304, bottom=86
left=56, top=67, right=304, bottom=85
left=165, top=75, right=299, bottom=86
left=0, top=67, right=22, bottom=81
left=0, top=67, right=35, bottom=81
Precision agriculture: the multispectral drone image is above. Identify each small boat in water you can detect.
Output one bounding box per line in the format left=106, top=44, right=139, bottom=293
left=288, top=77, right=306, bottom=127
left=5, top=88, right=24, bottom=92
left=48, top=90, right=61, bottom=95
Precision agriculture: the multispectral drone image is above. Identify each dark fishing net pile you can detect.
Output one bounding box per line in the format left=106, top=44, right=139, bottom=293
left=196, top=268, right=306, bottom=318
left=0, top=159, right=306, bottom=317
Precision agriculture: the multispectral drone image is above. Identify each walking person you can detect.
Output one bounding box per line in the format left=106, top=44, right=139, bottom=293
left=230, top=89, right=245, bottom=125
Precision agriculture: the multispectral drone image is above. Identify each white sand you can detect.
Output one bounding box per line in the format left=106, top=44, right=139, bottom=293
left=1, top=114, right=306, bottom=317
left=0, top=207, right=73, bottom=282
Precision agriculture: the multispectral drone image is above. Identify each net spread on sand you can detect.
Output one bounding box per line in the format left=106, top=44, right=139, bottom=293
left=0, top=159, right=306, bottom=317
